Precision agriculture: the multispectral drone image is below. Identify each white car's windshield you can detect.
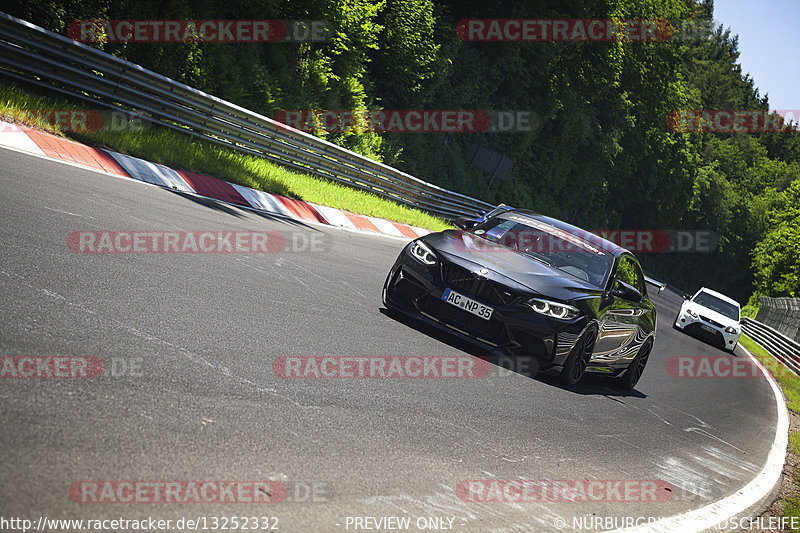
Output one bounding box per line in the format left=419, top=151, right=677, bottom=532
left=693, top=292, right=740, bottom=321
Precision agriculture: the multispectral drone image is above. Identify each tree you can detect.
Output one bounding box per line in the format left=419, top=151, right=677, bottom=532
left=753, top=178, right=800, bottom=297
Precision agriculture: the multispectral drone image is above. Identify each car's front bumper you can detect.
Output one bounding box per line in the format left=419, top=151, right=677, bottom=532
left=383, top=247, right=591, bottom=368
left=674, top=309, right=740, bottom=350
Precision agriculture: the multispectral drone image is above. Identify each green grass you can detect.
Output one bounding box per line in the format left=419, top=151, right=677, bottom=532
left=740, top=334, right=800, bottom=411
left=785, top=499, right=800, bottom=523
left=0, top=83, right=452, bottom=232
left=791, top=433, right=800, bottom=455
left=740, top=334, right=800, bottom=527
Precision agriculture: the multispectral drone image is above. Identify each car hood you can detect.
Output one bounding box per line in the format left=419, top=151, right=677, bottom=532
left=422, top=230, right=603, bottom=301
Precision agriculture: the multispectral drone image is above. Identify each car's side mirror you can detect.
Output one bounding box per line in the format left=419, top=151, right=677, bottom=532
left=453, top=216, right=478, bottom=230
left=682, top=293, right=691, bottom=300
left=611, top=281, right=643, bottom=303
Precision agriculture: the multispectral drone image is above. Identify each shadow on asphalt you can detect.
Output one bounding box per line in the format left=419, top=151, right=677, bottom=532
left=170, top=190, right=251, bottom=218
left=169, top=189, right=320, bottom=230
left=379, top=306, right=648, bottom=398
left=379, top=305, right=491, bottom=358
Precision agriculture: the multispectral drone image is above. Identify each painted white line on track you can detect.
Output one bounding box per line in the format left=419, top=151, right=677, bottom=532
left=609, top=344, right=788, bottom=533
left=0, top=138, right=789, bottom=529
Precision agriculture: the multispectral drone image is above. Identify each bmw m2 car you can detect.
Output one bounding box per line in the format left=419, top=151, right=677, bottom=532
left=382, top=209, right=657, bottom=389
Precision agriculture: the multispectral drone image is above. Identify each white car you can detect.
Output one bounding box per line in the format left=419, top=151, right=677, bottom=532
left=674, top=287, right=741, bottom=353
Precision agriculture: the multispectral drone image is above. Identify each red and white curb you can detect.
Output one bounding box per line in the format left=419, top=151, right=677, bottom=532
left=0, top=122, right=433, bottom=240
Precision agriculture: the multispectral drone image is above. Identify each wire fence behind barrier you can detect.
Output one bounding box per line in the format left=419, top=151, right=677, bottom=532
left=756, top=297, right=800, bottom=345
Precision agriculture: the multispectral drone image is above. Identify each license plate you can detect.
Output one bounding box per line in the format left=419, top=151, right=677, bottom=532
left=442, top=289, right=494, bottom=320
left=700, top=324, right=716, bottom=333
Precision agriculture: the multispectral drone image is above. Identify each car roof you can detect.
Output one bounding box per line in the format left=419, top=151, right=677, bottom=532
left=500, top=209, right=629, bottom=257
left=696, top=287, right=741, bottom=307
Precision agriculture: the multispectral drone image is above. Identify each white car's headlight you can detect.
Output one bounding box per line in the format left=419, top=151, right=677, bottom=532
left=410, top=241, right=437, bottom=265
left=725, top=326, right=739, bottom=334
left=686, top=308, right=698, bottom=318
left=527, top=298, right=580, bottom=320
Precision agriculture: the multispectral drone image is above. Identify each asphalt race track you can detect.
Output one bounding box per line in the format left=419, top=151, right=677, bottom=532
left=0, top=146, right=781, bottom=532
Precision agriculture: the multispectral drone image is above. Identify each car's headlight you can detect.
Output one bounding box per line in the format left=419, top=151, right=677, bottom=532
left=527, top=298, right=581, bottom=320
left=410, top=241, right=437, bottom=265
left=725, top=326, right=739, bottom=334
left=686, top=308, right=698, bottom=318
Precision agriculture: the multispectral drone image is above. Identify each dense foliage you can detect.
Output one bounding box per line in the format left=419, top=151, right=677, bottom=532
left=4, top=0, right=798, bottom=302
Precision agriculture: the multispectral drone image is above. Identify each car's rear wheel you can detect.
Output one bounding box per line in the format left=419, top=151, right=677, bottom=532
left=619, top=338, right=653, bottom=390
left=560, top=326, right=597, bottom=386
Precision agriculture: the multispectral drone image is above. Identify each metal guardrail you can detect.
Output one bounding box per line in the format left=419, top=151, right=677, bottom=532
left=742, top=317, right=800, bottom=376
left=0, top=12, right=494, bottom=220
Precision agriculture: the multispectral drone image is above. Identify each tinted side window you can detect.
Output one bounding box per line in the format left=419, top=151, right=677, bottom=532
left=615, top=256, right=645, bottom=295
left=631, top=260, right=646, bottom=296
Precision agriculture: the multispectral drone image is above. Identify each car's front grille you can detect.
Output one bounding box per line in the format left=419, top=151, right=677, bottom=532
left=419, top=295, right=506, bottom=345
left=699, top=315, right=724, bottom=328
left=686, top=323, right=725, bottom=347
left=440, top=263, right=519, bottom=307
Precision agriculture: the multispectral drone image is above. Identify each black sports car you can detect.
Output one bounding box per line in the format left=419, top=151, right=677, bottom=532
left=382, top=209, right=657, bottom=389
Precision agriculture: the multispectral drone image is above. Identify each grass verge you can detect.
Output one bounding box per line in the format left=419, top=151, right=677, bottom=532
left=741, top=335, right=800, bottom=411
left=740, top=334, right=800, bottom=525
left=0, top=83, right=453, bottom=232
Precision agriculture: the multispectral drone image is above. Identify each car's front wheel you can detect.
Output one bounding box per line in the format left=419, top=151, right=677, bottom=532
left=618, top=338, right=653, bottom=390
left=560, top=326, right=598, bottom=386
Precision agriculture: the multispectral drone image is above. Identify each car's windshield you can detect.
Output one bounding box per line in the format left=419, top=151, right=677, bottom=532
left=693, top=291, right=740, bottom=321
left=473, top=215, right=615, bottom=287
